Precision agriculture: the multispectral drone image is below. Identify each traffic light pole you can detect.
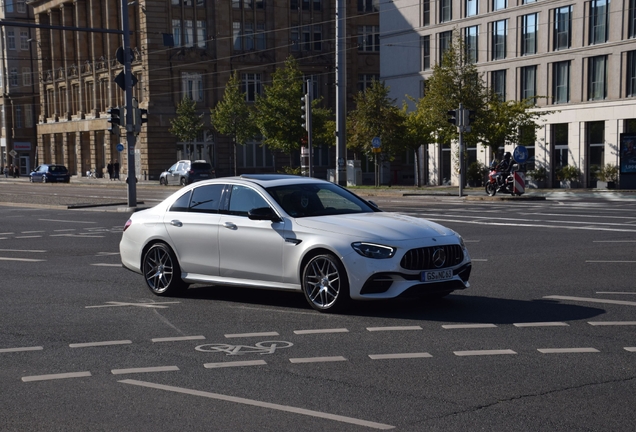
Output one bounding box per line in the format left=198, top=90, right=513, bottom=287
left=120, top=0, right=136, bottom=208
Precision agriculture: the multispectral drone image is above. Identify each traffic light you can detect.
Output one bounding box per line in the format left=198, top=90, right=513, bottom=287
left=107, top=107, right=121, bottom=136
left=133, top=107, right=148, bottom=134
left=447, top=109, right=457, bottom=126
left=301, top=93, right=311, bottom=132
left=465, top=110, right=476, bottom=127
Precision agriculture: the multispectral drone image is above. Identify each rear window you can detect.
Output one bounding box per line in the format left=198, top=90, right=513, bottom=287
left=191, top=163, right=212, bottom=171
left=49, top=166, right=68, bottom=173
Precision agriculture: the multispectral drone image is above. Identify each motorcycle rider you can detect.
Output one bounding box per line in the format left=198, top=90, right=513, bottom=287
left=495, top=152, right=512, bottom=187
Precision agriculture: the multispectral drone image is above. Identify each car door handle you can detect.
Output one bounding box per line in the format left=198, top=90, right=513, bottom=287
left=170, top=220, right=183, bottom=227
left=223, top=222, right=237, bottom=230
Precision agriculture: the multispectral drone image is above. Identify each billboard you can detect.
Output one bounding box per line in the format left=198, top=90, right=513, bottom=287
left=620, top=133, right=636, bottom=174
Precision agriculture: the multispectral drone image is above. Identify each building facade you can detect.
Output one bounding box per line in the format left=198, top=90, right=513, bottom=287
left=25, top=0, right=380, bottom=181
left=1, top=0, right=39, bottom=175
left=381, top=0, right=636, bottom=187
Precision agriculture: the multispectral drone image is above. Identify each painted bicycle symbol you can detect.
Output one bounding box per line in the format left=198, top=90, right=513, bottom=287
left=195, top=340, right=293, bottom=356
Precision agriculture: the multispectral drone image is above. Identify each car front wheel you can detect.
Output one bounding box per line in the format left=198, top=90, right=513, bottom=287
left=159, top=177, right=167, bottom=186
left=180, top=177, right=186, bottom=186
left=302, top=253, right=349, bottom=312
left=142, top=243, right=187, bottom=296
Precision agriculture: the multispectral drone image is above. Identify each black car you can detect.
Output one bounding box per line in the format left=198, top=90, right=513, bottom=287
left=159, top=160, right=215, bottom=186
left=29, top=164, right=71, bottom=183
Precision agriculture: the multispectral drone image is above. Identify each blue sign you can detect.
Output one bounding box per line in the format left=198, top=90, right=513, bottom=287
left=513, top=146, right=528, bottom=163
left=372, top=137, right=381, bottom=148
left=116, top=143, right=125, bottom=152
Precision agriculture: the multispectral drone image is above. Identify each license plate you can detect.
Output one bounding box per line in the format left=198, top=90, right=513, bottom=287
left=200, top=174, right=209, bottom=178
left=421, top=269, right=453, bottom=282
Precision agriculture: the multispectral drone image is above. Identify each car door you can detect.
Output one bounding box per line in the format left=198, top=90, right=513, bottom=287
left=163, top=184, right=224, bottom=276
left=218, top=184, right=286, bottom=283
left=166, top=163, right=179, bottom=185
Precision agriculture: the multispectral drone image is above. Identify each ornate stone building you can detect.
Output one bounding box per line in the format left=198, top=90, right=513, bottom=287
left=27, top=0, right=380, bottom=180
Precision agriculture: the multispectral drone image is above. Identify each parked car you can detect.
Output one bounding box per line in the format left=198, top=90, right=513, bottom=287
left=159, top=160, right=215, bottom=186
left=29, top=164, right=71, bottom=183
left=120, top=174, right=471, bottom=312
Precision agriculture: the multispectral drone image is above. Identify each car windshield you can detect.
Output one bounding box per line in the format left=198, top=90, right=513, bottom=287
left=266, top=183, right=377, bottom=218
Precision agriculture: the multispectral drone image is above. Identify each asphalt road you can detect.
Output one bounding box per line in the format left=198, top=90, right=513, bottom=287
left=1, top=182, right=635, bottom=431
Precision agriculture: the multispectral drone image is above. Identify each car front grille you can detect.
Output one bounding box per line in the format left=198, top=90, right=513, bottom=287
left=400, top=245, right=464, bottom=270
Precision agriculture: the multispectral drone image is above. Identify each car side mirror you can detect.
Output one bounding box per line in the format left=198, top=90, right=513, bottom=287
left=248, top=207, right=281, bottom=222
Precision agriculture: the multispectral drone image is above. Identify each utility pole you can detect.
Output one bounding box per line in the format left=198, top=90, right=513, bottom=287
left=335, top=0, right=346, bottom=186
left=120, top=0, right=136, bottom=208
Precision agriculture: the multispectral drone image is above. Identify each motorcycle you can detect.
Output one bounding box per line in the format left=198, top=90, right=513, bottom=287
left=485, top=161, right=525, bottom=196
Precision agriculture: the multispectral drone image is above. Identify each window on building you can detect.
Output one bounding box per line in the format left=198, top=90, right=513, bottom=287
left=10, top=68, right=18, bottom=86
left=256, top=23, right=266, bottom=50
left=25, top=104, right=33, bottom=128
left=241, top=73, right=261, bottom=102
left=521, top=65, right=537, bottom=100
left=22, top=68, right=31, bottom=86
left=492, top=69, right=506, bottom=101
left=552, top=123, right=569, bottom=170
left=588, top=55, right=607, bottom=100
left=492, top=20, right=507, bottom=60
left=590, top=0, right=609, bottom=45
left=554, top=6, right=572, bottom=50
left=255, top=0, right=264, bottom=8
left=184, top=20, right=194, bottom=47
left=357, top=74, right=379, bottom=92
left=358, top=0, right=379, bottom=13
left=291, top=28, right=299, bottom=51
left=423, top=0, right=430, bottom=26
left=553, top=61, right=570, bottom=104
left=439, top=31, right=452, bottom=63
left=313, top=25, right=322, bottom=51
left=172, top=20, right=181, bottom=46
left=238, top=141, right=274, bottom=168
left=7, top=30, right=15, bottom=50
left=358, top=26, right=379, bottom=52
left=421, top=35, right=430, bottom=70
left=465, top=26, right=478, bottom=64
left=232, top=0, right=240, bottom=7
left=15, top=106, right=22, bottom=128
left=440, top=0, right=452, bottom=23
left=17, top=0, right=27, bottom=13
left=181, top=72, right=203, bottom=102
left=628, top=51, right=636, bottom=97
left=493, top=0, right=506, bottom=11
left=197, top=21, right=206, bottom=48
left=244, top=22, right=254, bottom=50
left=20, top=31, right=28, bottom=50
left=197, top=0, right=205, bottom=6
left=233, top=22, right=241, bottom=50
left=630, top=0, right=636, bottom=38
left=523, top=0, right=537, bottom=4
left=245, top=0, right=253, bottom=8
left=302, top=0, right=310, bottom=10
left=466, top=0, right=477, bottom=17
left=313, top=0, right=321, bottom=11
left=302, top=26, right=311, bottom=51
left=522, top=13, right=537, bottom=56
left=5, top=0, right=13, bottom=12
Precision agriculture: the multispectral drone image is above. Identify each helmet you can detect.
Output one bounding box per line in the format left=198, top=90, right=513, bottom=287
left=504, top=152, right=511, bottom=159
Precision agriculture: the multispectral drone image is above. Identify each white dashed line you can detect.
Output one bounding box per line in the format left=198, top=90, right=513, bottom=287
left=289, top=356, right=347, bottom=364
left=596, top=292, right=636, bottom=295
left=224, top=332, right=279, bottom=338
left=624, top=347, right=636, bottom=352
left=0, top=249, right=46, bottom=253
left=69, top=340, right=132, bottom=348
left=293, top=328, right=349, bottom=335
left=538, top=348, right=600, bottom=354
left=152, top=335, right=206, bottom=343
left=588, top=321, right=636, bottom=326
left=111, top=366, right=180, bottom=375
left=204, top=360, right=267, bottom=369
left=544, top=295, right=636, bottom=307
left=586, top=260, right=636, bottom=263
left=513, top=322, right=569, bottom=327
left=366, top=326, right=422, bottom=332
left=22, top=371, right=92, bottom=382
left=0, top=346, right=43, bottom=353
left=454, top=349, right=517, bottom=356
left=91, top=263, right=121, bottom=267
left=442, top=324, right=497, bottom=329
left=369, top=353, right=432, bottom=360
left=14, top=236, right=42, bottom=239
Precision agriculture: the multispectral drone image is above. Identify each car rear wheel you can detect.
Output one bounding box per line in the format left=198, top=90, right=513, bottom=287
left=142, top=243, right=187, bottom=296
left=42, top=175, right=47, bottom=183
left=302, top=253, right=349, bottom=312
left=159, top=177, right=167, bottom=186
left=180, top=177, right=186, bottom=186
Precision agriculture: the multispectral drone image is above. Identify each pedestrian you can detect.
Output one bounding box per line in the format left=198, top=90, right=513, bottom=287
left=4, top=165, right=9, bottom=178
left=10, top=164, right=15, bottom=178
left=113, top=160, right=120, bottom=180
left=107, top=161, right=114, bottom=180
left=14, top=165, right=19, bottom=178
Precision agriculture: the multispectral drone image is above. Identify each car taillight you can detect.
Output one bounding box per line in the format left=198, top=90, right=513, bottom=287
left=189, top=169, right=194, bottom=174
left=123, top=219, right=132, bottom=232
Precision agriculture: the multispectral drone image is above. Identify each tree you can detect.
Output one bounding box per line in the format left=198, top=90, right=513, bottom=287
left=402, top=97, right=437, bottom=186
left=347, top=80, right=406, bottom=162
left=210, top=71, right=258, bottom=175
left=169, top=96, right=204, bottom=160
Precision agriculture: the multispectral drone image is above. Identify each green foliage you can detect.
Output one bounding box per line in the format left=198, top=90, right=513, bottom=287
left=278, top=166, right=302, bottom=175
left=598, top=163, right=618, bottom=182
left=556, top=165, right=581, bottom=182
left=467, top=161, right=487, bottom=183
left=347, top=80, right=406, bottom=161
left=526, top=166, right=547, bottom=181
left=169, top=96, right=204, bottom=144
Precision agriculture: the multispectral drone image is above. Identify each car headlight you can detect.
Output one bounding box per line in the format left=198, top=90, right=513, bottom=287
left=351, top=242, right=396, bottom=259
left=451, top=230, right=466, bottom=248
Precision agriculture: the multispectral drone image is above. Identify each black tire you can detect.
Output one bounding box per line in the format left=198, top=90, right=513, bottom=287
left=180, top=177, right=186, bottom=186
left=301, top=253, right=349, bottom=312
left=142, top=243, right=187, bottom=296
left=29, top=176, right=34, bottom=183
left=42, top=175, right=47, bottom=183
left=159, top=177, right=167, bottom=186
left=485, top=182, right=496, bottom=196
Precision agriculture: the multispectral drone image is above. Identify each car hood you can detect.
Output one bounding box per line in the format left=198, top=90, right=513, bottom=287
left=294, top=212, right=455, bottom=241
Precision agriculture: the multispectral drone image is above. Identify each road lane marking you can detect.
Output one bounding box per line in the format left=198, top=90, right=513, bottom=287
left=204, top=360, right=267, bottom=368
left=85, top=301, right=180, bottom=309
left=21, top=231, right=45, bottom=234
left=454, top=349, right=517, bottom=356
left=152, top=335, right=206, bottom=343
left=224, top=332, right=279, bottom=338
left=369, top=353, right=432, bottom=360
left=22, top=371, right=92, bottom=382
left=111, top=366, right=179, bottom=375
left=625, top=347, right=636, bottom=352
left=0, top=249, right=46, bottom=253
left=366, top=326, right=422, bottom=332
left=0, top=257, right=45, bottom=262
left=293, top=328, right=349, bottom=335
left=69, top=340, right=132, bottom=348
left=423, top=217, right=636, bottom=233
left=588, top=321, right=636, bottom=326
left=91, top=263, right=121, bottom=267
left=289, top=356, right=347, bottom=364
left=0, top=346, right=43, bottom=353
left=38, top=219, right=96, bottom=224
left=586, top=260, right=636, bottom=263
left=119, top=379, right=395, bottom=430
left=513, top=322, right=569, bottom=327
left=442, top=324, right=497, bottom=329
left=544, top=295, right=636, bottom=307
left=471, top=259, right=488, bottom=261
left=593, top=240, right=636, bottom=242
left=15, top=236, right=42, bottom=239
left=596, top=292, right=636, bottom=295
left=538, top=348, right=599, bottom=354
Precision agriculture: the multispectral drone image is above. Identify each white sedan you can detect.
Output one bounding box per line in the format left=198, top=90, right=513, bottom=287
left=120, top=175, right=471, bottom=312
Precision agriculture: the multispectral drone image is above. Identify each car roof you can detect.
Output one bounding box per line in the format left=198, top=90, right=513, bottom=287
left=239, top=174, right=330, bottom=188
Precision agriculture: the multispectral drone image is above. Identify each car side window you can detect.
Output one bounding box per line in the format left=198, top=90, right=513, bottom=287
left=228, top=185, right=269, bottom=217
left=189, top=184, right=224, bottom=213
left=169, top=190, right=192, bottom=212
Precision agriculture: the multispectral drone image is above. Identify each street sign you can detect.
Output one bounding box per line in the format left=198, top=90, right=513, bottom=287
left=9, top=150, right=17, bottom=157
left=117, top=143, right=124, bottom=152
left=372, top=137, right=381, bottom=148
left=513, top=146, right=529, bottom=163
